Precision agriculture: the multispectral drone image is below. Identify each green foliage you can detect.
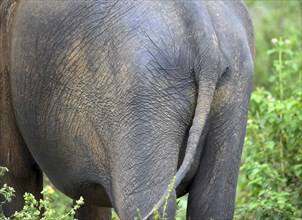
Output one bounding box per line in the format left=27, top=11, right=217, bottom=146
left=175, top=196, right=187, bottom=220
left=0, top=167, right=84, bottom=220
left=161, top=176, right=176, bottom=220
left=245, top=0, right=302, bottom=89
left=235, top=37, right=302, bottom=219
left=0, top=168, right=15, bottom=208
left=42, top=178, right=74, bottom=217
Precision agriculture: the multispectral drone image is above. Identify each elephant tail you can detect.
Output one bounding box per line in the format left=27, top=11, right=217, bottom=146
left=143, top=76, right=217, bottom=220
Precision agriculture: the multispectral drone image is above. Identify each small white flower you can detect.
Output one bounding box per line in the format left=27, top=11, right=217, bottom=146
left=247, top=119, right=253, bottom=125
left=285, top=39, right=291, bottom=46
left=271, top=38, right=278, bottom=45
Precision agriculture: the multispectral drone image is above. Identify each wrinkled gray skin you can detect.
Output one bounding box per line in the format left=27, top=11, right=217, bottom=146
left=1, top=0, right=254, bottom=219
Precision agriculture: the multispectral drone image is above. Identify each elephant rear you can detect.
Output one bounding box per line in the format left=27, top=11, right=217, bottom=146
left=2, top=0, right=254, bottom=219
left=9, top=1, right=199, bottom=218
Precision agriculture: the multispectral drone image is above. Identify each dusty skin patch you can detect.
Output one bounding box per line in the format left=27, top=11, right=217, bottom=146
left=45, top=37, right=109, bottom=166
left=212, top=32, right=219, bottom=51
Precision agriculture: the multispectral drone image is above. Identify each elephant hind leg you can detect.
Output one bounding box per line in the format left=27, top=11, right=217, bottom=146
left=187, top=65, right=253, bottom=219
left=0, top=98, right=43, bottom=216
left=1, top=59, right=43, bottom=216
left=187, top=106, right=248, bottom=219
left=75, top=204, right=111, bottom=220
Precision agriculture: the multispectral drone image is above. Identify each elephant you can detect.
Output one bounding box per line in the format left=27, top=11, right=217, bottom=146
left=0, top=0, right=255, bottom=219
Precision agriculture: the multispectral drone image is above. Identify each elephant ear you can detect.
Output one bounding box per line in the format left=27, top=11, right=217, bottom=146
left=143, top=59, right=220, bottom=219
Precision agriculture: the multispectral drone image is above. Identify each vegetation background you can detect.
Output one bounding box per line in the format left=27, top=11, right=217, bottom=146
left=234, top=1, right=302, bottom=219
left=1, top=1, right=301, bottom=219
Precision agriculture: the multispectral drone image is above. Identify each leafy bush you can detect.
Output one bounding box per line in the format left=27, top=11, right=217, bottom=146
left=0, top=167, right=84, bottom=220
left=245, top=0, right=302, bottom=89
left=235, top=37, right=302, bottom=219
